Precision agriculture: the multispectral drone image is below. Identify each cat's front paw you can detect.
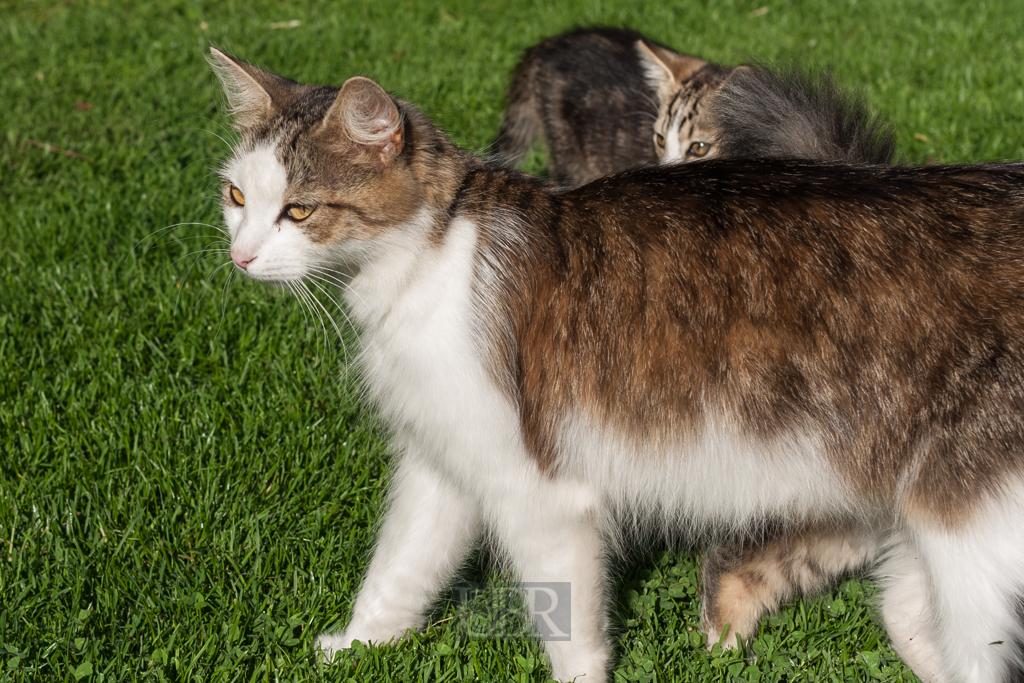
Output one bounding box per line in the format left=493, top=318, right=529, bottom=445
left=316, top=625, right=410, bottom=663
left=315, top=632, right=357, bottom=664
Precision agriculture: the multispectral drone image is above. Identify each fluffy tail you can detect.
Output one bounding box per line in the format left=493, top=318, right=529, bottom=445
left=493, top=61, right=542, bottom=167
left=706, top=64, right=896, bottom=164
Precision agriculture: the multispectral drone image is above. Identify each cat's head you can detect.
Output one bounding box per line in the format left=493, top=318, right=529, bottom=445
left=636, top=41, right=732, bottom=164
left=209, top=48, right=435, bottom=286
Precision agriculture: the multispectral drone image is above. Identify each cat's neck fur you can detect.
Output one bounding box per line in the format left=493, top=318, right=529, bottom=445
left=340, top=104, right=546, bottom=331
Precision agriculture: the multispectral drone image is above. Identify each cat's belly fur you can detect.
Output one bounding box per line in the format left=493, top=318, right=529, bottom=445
left=556, top=412, right=852, bottom=530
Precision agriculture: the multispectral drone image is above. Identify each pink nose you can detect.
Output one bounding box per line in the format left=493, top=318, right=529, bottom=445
left=231, top=249, right=256, bottom=271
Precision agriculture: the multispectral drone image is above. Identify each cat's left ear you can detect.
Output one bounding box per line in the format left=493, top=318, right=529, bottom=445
left=208, top=47, right=295, bottom=129
left=323, top=76, right=404, bottom=169
left=636, top=40, right=710, bottom=95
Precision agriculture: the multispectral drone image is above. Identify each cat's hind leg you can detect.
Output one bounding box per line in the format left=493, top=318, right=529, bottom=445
left=895, top=491, right=1024, bottom=683
left=316, top=453, right=481, bottom=661
left=872, top=533, right=948, bottom=683
left=701, top=519, right=882, bottom=649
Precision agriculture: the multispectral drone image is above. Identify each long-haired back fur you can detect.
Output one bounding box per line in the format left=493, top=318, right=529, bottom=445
left=706, top=64, right=896, bottom=163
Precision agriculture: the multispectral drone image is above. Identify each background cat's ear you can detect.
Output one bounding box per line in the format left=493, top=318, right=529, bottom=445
left=323, top=76, right=404, bottom=169
left=718, top=65, right=752, bottom=85
left=636, top=40, right=709, bottom=94
left=208, top=47, right=294, bottom=129
left=702, top=65, right=753, bottom=103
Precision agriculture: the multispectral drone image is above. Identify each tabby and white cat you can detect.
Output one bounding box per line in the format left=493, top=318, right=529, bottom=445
left=495, top=28, right=731, bottom=186
left=210, top=47, right=1024, bottom=683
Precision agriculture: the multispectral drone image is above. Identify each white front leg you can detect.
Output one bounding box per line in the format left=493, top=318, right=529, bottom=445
left=490, top=481, right=611, bottom=682
left=317, top=453, right=481, bottom=659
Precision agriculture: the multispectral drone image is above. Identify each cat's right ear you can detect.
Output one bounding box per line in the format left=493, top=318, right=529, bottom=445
left=702, top=65, right=754, bottom=104
left=720, top=65, right=753, bottom=84
left=636, top=40, right=709, bottom=94
left=208, top=47, right=293, bottom=129
left=322, top=76, right=404, bottom=170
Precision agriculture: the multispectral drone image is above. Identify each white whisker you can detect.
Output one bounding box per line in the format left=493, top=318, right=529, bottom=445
left=306, top=265, right=369, bottom=309
left=204, top=265, right=238, bottom=357
left=131, top=222, right=226, bottom=256
left=306, top=278, right=350, bottom=358
left=285, top=281, right=319, bottom=355
left=174, top=249, right=229, bottom=311
left=296, top=281, right=330, bottom=360
left=180, top=116, right=239, bottom=152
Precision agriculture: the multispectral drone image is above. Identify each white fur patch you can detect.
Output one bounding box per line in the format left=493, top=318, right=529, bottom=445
left=662, top=115, right=686, bottom=163
left=874, top=535, right=949, bottom=683
left=556, top=412, right=853, bottom=536
left=896, top=486, right=1024, bottom=682
left=317, top=453, right=482, bottom=657
left=346, top=215, right=533, bottom=491
left=223, top=144, right=317, bottom=284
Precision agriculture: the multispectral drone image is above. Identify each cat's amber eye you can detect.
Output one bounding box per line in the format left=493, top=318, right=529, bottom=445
left=286, top=205, right=316, bottom=221
left=688, top=141, right=711, bottom=157
left=655, top=133, right=666, bottom=148
left=229, top=185, right=245, bottom=206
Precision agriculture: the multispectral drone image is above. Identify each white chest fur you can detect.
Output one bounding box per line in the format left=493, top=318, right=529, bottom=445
left=346, top=216, right=529, bottom=491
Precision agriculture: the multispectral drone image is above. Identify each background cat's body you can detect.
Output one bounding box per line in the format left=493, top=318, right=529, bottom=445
left=495, top=29, right=895, bottom=188
left=213, top=51, right=1024, bottom=682
left=495, top=28, right=728, bottom=185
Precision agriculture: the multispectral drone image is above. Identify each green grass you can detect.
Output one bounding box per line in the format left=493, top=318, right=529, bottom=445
left=2, top=0, right=1023, bottom=680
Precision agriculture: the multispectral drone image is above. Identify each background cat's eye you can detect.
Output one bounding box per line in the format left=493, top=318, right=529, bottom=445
left=229, top=185, right=245, bottom=206
left=688, top=141, right=710, bottom=157
left=287, top=205, right=315, bottom=221
left=655, top=133, right=666, bottom=148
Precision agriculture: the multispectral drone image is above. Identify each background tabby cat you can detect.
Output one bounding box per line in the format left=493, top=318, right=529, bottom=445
left=496, top=27, right=731, bottom=186
left=497, top=29, right=895, bottom=187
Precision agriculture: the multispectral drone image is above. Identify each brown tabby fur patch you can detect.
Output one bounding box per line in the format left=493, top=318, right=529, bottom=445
left=465, top=161, right=1024, bottom=529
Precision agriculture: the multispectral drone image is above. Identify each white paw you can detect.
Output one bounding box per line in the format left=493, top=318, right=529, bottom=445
left=314, top=632, right=356, bottom=664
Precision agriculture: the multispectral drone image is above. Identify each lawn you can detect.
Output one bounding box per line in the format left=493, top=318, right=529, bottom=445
left=2, top=0, right=1024, bottom=681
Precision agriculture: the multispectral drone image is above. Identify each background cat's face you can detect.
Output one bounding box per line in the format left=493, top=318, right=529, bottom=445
left=651, top=85, right=720, bottom=163
left=212, top=49, right=420, bottom=286
left=637, top=41, right=732, bottom=164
